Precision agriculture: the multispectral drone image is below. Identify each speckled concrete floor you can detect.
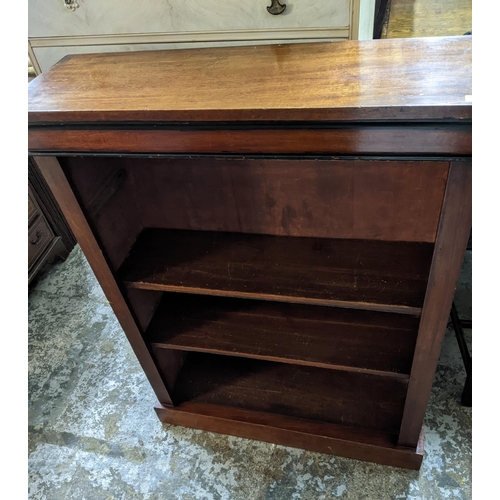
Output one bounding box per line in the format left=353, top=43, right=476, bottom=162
left=28, top=247, right=472, bottom=500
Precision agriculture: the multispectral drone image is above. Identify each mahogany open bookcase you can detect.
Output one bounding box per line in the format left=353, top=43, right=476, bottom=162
left=28, top=37, right=471, bottom=470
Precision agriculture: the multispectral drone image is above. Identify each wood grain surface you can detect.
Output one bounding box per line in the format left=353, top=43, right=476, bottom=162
left=28, top=37, right=471, bottom=124
left=117, top=228, right=434, bottom=313
left=62, top=156, right=448, bottom=243
left=171, top=352, right=409, bottom=433
left=146, top=293, right=419, bottom=376
left=28, top=124, right=472, bottom=155
left=386, top=0, right=472, bottom=38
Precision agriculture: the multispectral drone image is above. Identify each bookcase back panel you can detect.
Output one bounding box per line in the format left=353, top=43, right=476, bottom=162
left=61, top=156, right=448, bottom=244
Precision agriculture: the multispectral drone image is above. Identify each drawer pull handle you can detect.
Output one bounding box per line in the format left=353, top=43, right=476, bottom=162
left=267, top=0, right=286, bottom=15
left=30, top=230, right=43, bottom=245
left=64, top=0, right=79, bottom=11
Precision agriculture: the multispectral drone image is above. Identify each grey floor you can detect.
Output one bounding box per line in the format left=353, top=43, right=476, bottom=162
left=28, top=247, right=472, bottom=500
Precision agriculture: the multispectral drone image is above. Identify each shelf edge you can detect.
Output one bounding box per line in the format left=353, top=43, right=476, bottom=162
left=123, top=282, right=423, bottom=316
left=150, top=342, right=411, bottom=380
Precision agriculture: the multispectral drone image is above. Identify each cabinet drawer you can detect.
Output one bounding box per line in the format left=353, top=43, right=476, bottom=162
left=28, top=216, right=54, bottom=266
left=28, top=0, right=350, bottom=38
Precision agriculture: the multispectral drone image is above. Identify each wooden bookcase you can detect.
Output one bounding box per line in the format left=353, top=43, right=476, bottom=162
left=28, top=37, right=472, bottom=470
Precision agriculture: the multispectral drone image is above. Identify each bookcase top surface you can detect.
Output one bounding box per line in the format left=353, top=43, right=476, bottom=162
left=28, top=36, right=471, bottom=124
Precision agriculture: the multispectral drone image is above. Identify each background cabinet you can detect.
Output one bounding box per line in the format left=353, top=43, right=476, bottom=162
left=28, top=0, right=375, bottom=74
left=28, top=158, right=76, bottom=284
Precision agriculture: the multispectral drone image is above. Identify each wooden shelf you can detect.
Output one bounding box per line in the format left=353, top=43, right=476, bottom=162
left=147, top=293, right=419, bottom=377
left=118, top=228, right=433, bottom=314
left=169, top=352, right=409, bottom=434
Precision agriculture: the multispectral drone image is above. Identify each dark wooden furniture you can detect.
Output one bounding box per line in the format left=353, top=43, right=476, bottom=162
left=28, top=37, right=472, bottom=470
left=28, top=158, right=75, bottom=284
left=450, top=229, right=472, bottom=407
left=450, top=302, right=472, bottom=407
left=373, top=0, right=390, bottom=38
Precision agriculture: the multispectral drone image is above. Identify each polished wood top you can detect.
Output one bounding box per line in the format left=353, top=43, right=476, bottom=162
left=28, top=37, right=471, bottom=124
